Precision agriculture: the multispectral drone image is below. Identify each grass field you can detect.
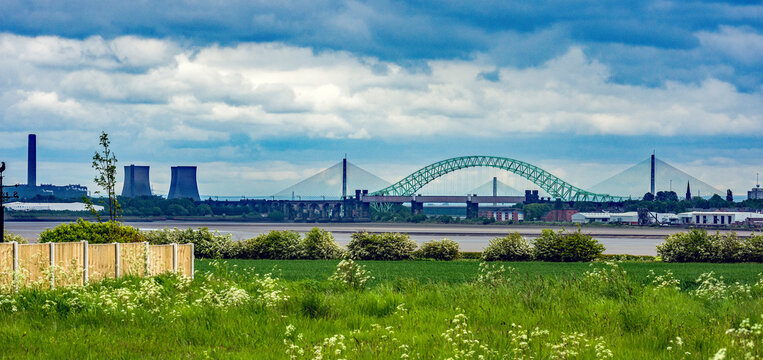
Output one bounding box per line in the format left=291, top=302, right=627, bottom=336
left=1, top=259, right=762, bottom=359
left=196, top=259, right=763, bottom=289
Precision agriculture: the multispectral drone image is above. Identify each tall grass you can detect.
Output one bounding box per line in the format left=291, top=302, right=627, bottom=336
left=0, top=260, right=761, bottom=359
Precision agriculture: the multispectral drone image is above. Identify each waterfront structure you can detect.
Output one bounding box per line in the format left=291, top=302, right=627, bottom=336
left=677, top=211, right=763, bottom=225
left=168, top=166, right=201, bottom=201
left=5, top=201, right=103, bottom=212
left=571, top=212, right=639, bottom=224
left=121, top=165, right=152, bottom=197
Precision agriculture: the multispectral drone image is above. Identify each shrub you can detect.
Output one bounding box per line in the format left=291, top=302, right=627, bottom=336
left=533, top=228, right=604, bottom=262
left=143, top=227, right=235, bottom=259
left=40, top=219, right=144, bottom=243
left=347, top=231, right=417, bottom=260
left=300, top=228, right=344, bottom=259
left=481, top=233, right=532, bottom=261
left=3, top=231, right=27, bottom=244
left=712, top=232, right=744, bottom=262
left=741, top=234, right=763, bottom=262
left=657, top=229, right=716, bottom=262
left=657, top=230, right=763, bottom=263
left=238, top=230, right=301, bottom=259
left=418, top=239, right=460, bottom=260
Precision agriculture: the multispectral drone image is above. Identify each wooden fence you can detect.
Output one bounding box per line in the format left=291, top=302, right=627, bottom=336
left=0, top=242, right=193, bottom=290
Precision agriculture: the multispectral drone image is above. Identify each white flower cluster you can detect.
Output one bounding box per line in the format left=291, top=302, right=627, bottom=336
left=583, top=262, right=627, bottom=284
left=693, top=272, right=755, bottom=300
left=546, top=332, right=612, bottom=360
left=329, top=259, right=372, bottom=290
left=476, top=262, right=516, bottom=286
left=441, top=312, right=498, bottom=360
left=255, top=273, right=289, bottom=308
left=647, top=270, right=681, bottom=291
left=721, top=315, right=763, bottom=358
left=284, top=321, right=413, bottom=360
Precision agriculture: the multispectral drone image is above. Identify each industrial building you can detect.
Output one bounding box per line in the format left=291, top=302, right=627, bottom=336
left=14, top=134, right=88, bottom=199
left=168, top=166, right=201, bottom=201
left=572, top=212, right=639, bottom=224
left=121, top=165, right=152, bottom=197
left=749, top=184, right=763, bottom=200
left=677, top=211, right=763, bottom=226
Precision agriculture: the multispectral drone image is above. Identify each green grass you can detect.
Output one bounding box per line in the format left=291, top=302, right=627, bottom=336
left=196, top=259, right=763, bottom=289
left=1, top=260, right=761, bottom=359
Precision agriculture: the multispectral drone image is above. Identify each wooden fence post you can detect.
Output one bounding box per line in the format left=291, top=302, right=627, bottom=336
left=82, top=240, right=88, bottom=285
left=12, top=241, right=18, bottom=293
left=114, top=242, right=120, bottom=278
left=49, top=242, right=55, bottom=289
left=190, top=243, right=195, bottom=279
left=144, top=242, right=150, bottom=276
left=172, top=243, right=178, bottom=274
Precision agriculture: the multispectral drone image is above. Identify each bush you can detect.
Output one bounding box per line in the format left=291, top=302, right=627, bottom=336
left=418, top=239, right=460, bottom=260
left=143, top=227, right=235, bottom=259
left=238, top=230, right=301, bottom=259
left=741, top=234, right=763, bottom=262
left=533, top=228, right=604, bottom=262
left=347, top=231, right=417, bottom=260
left=300, top=227, right=344, bottom=259
left=3, top=231, right=27, bottom=244
left=481, top=233, right=533, bottom=261
left=658, top=230, right=762, bottom=263
left=40, top=219, right=144, bottom=243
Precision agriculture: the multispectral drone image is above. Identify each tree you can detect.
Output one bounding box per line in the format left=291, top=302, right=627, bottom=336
left=92, top=131, right=120, bottom=222
left=523, top=203, right=551, bottom=221
left=656, top=191, right=678, bottom=202
left=642, top=192, right=655, bottom=201
left=708, top=194, right=727, bottom=209
left=726, top=189, right=734, bottom=202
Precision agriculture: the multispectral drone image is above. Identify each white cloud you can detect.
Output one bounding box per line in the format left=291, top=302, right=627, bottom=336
left=698, top=26, right=763, bottom=66
left=2, top=34, right=761, bottom=141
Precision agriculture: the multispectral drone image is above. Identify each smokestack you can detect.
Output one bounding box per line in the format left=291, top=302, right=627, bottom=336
left=342, top=157, right=347, bottom=200
left=168, top=166, right=201, bottom=201
left=121, top=165, right=152, bottom=197
left=650, top=153, right=655, bottom=195
left=492, top=177, right=497, bottom=197
left=27, top=134, right=36, bottom=186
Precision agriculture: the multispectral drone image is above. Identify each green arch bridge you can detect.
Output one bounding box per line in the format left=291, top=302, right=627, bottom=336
left=370, top=156, right=626, bottom=202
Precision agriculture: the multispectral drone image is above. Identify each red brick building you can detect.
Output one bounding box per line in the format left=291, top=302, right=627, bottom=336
left=543, top=209, right=579, bottom=222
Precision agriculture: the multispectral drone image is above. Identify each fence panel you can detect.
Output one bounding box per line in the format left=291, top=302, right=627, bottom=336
left=54, top=242, right=85, bottom=287
left=18, top=243, right=51, bottom=288
left=119, top=243, right=147, bottom=277
left=149, top=245, right=174, bottom=275
left=88, top=244, right=117, bottom=281
left=177, top=244, right=193, bottom=278
left=0, top=243, right=14, bottom=288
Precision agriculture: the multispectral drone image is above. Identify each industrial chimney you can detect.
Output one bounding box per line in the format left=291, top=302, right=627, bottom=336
left=650, top=153, right=655, bottom=195
left=27, top=134, right=36, bottom=187
left=168, top=166, right=201, bottom=201
left=121, top=165, right=152, bottom=197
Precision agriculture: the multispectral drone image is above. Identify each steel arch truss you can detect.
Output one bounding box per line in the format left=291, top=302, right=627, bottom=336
left=370, top=156, right=626, bottom=202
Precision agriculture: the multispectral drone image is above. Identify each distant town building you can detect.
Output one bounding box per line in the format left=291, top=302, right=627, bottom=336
left=543, top=209, right=578, bottom=222
left=5, top=202, right=103, bottom=212
left=749, top=185, right=763, bottom=200
left=479, top=209, right=523, bottom=222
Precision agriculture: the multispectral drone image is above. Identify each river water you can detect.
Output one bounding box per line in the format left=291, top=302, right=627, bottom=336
left=7, top=220, right=751, bottom=256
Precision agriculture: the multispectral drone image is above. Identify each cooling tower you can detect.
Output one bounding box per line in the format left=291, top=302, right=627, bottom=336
left=121, top=165, right=152, bottom=197
left=168, top=166, right=200, bottom=201
left=28, top=134, right=36, bottom=186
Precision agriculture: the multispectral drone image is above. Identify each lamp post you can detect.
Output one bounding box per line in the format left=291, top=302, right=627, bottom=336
left=0, top=162, right=20, bottom=241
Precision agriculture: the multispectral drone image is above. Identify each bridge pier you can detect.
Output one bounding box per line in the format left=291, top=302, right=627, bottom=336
left=411, top=200, right=423, bottom=215
left=466, top=200, right=479, bottom=219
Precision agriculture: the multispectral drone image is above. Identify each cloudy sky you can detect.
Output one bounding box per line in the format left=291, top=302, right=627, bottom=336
left=1, top=0, right=761, bottom=197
